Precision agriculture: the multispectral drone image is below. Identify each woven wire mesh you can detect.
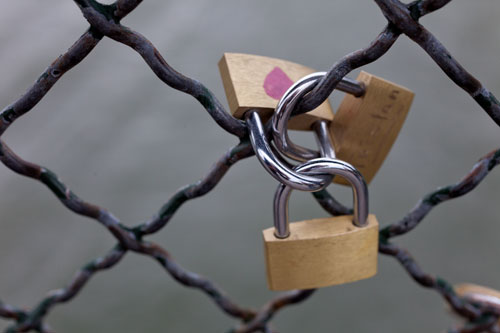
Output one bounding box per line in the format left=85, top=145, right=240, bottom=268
left=1, top=1, right=500, bottom=332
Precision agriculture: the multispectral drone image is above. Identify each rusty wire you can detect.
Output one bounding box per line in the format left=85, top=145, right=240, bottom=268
left=1, top=0, right=500, bottom=332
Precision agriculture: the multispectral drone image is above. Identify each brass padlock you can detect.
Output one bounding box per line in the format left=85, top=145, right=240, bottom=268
left=263, top=158, right=379, bottom=291
left=330, top=71, right=414, bottom=185
left=454, top=283, right=500, bottom=309
left=218, top=53, right=361, bottom=130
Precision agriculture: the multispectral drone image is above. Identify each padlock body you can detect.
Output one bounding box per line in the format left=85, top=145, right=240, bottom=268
left=218, top=53, right=334, bottom=130
left=454, top=283, right=500, bottom=308
left=330, top=71, right=414, bottom=185
left=263, top=214, right=378, bottom=291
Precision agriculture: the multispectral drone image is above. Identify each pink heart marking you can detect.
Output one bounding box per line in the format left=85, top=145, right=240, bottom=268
left=263, top=66, right=294, bottom=100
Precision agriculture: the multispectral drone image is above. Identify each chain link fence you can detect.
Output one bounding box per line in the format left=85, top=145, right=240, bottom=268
left=1, top=0, right=500, bottom=332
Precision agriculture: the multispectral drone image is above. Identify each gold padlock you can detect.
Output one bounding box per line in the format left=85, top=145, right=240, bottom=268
left=330, top=71, right=414, bottom=185
left=218, top=52, right=336, bottom=130
left=454, top=283, right=500, bottom=309
left=219, top=53, right=414, bottom=184
left=263, top=158, right=379, bottom=291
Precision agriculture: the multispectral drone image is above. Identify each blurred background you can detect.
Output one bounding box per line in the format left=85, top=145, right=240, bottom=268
left=1, top=0, right=500, bottom=332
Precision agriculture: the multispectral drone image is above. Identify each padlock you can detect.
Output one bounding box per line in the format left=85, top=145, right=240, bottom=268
left=220, top=53, right=414, bottom=183
left=330, top=71, right=414, bottom=185
left=450, top=283, right=500, bottom=325
left=262, top=158, right=379, bottom=291
left=218, top=52, right=337, bottom=130
left=454, top=283, right=500, bottom=309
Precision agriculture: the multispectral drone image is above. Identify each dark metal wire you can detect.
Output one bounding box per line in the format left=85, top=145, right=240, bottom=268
left=1, top=0, right=500, bottom=332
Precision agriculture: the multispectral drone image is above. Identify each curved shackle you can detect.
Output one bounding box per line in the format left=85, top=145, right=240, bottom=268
left=272, top=72, right=363, bottom=163
left=245, top=110, right=331, bottom=192
left=312, top=120, right=336, bottom=159
left=272, top=72, right=325, bottom=162
left=273, top=158, right=369, bottom=239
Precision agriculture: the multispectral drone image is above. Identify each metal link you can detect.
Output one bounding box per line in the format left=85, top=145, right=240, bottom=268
left=272, top=72, right=324, bottom=162
left=335, top=76, right=366, bottom=98
left=271, top=71, right=349, bottom=162
left=245, top=110, right=330, bottom=191
left=273, top=157, right=369, bottom=238
left=312, top=120, right=336, bottom=159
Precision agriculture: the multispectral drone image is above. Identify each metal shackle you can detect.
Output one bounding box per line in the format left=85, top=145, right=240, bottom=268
left=272, top=72, right=363, bottom=162
left=245, top=110, right=331, bottom=192
left=272, top=72, right=325, bottom=162
left=273, top=158, right=369, bottom=239
left=312, top=120, right=336, bottom=159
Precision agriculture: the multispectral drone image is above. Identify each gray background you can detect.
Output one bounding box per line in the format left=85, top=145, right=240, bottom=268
left=1, top=1, right=500, bottom=332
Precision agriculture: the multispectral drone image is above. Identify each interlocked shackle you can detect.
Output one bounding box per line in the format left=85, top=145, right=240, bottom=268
left=244, top=81, right=337, bottom=190
left=244, top=67, right=359, bottom=190
left=271, top=72, right=327, bottom=162
left=245, top=110, right=331, bottom=191
left=273, top=157, right=368, bottom=239
left=312, top=120, right=336, bottom=159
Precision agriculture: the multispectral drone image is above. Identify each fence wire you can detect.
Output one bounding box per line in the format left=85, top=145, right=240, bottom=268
left=1, top=0, right=500, bottom=332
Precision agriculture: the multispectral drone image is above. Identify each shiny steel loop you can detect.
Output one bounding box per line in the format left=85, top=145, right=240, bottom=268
left=273, top=158, right=369, bottom=238
left=276, top=72, right=326, bottom=113
left=245, top=110, right=330, bottom=192
left=273, top=71, right=361, bottom=162
left=312, top=119, right=336, bottom=182
left=278, top=72, right=365, bottom=108
left=312, top=120, right=336, bottom=159
left=272, top=72, right=324, bottom=162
